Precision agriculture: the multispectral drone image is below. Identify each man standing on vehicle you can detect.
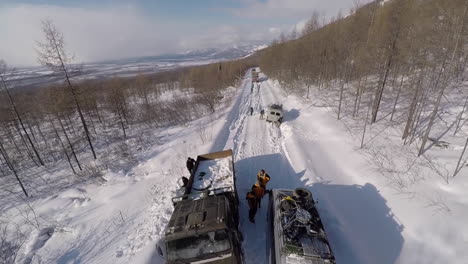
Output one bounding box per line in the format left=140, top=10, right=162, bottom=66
left=246, top=191, right=258, bottom=223
left=251, top=183, right=265, bottom=208
left=186, top=157, right=195, bottom=174
left=257, top=169, right=271, bottom=189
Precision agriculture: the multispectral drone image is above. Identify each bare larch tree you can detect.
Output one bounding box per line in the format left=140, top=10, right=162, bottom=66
left=36, top=19, right=97, bottom=159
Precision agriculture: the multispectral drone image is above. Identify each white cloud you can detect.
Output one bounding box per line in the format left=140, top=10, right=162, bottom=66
left=290, top=19, right=308, bottom=35
left=179, top=24, right=282, bottom=51
left=269, top=27, right=281, bottom=34
left=0, top=4, right=288, bottom=66
left=0, top=1, right=370, bottom=66
left=0, top=4, right=185, bottom=66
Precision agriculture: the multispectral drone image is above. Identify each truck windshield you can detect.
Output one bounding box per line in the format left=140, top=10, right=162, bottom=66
left=167, top=230, right=231, bottom=261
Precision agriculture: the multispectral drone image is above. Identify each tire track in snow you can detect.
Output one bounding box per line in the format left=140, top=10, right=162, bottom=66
left=210, top=74, right=253, bottom=152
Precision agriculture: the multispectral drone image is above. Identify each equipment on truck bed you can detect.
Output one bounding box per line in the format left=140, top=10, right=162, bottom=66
left=267, top=188, right=336, bottom=264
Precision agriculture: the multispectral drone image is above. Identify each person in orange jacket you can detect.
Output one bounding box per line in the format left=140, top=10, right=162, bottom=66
left=251, top=183, right=265, bottom=208
left=257, top=169, right=271, bottom=189
left=246, top=191, right=258, bottom=223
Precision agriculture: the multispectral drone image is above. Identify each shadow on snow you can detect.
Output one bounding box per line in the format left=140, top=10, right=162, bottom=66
left=235, top=153, right=404, bottom=264
left=311, top=182, right=404, bottom=264
left=283, top=108, right=300, bottom=123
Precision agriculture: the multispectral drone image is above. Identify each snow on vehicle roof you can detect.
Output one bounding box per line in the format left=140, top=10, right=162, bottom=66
left=192, top=156, right=233, bottom=191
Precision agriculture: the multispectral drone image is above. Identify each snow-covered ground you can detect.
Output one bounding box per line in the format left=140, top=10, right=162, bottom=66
left=2, top=68, right=467, bottom=264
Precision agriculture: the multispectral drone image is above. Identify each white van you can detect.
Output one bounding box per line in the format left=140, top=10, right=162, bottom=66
left=266, top=104, right=283, bottom=125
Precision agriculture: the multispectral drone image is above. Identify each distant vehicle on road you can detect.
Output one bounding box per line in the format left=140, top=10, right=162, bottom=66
left=252, top=68, right=259, bottom=82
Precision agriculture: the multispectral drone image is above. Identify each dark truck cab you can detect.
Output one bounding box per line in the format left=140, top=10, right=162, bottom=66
left=159, top=149, right=243, bottom=264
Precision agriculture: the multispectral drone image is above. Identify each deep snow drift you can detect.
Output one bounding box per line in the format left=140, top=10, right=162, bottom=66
left=1, top=68, right=467, bottom=264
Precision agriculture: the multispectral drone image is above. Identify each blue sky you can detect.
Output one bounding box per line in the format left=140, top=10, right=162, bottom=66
left=0, top=0, right=364, bottom=66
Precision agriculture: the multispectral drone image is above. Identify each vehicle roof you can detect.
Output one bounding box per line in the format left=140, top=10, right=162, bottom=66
left=166, top=195, right=228, bottom=240
left=269, top=104, right=283, bottom=110
left=271, top=189, right=335, bottom=263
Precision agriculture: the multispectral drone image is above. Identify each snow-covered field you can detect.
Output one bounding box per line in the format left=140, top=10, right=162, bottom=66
left=8, top=58, right=220, bottom=89
left=1, top=68, right=467, bottom=264
left=8, top=44, right=266, bottom=89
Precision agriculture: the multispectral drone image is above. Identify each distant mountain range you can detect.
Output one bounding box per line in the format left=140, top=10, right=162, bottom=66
left=10, top=44, right=267, bottom=89
left=108, top=44, right=268, bottom=64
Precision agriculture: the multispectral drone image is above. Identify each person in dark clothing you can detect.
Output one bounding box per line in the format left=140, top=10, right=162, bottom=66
left=191, top=158, right=196, bottom=170
left=181, top=176, right=189, bottom=187
left=251, top=183, right=265, bottom=208
left=186, top=157, right=195, bottom=174
left=260, top=109, right=265, bottom=119
left=249, top=107, right=253, bottom=115
left=246, top=191, right=258, bottom=223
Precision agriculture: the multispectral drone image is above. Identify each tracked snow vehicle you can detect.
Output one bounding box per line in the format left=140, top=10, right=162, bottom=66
left=158, top=149, right=244, bottom=264
left=267, top=188, right=336, bottom=264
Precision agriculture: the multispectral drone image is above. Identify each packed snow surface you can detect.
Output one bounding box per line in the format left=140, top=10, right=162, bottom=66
left=192, top=157, right=233, bottom=191
left=2, top=68, right=467, bottom=264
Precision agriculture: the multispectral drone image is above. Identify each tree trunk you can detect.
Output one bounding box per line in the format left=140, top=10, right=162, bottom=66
left=454, top=96, right=468, bottom=135
left=58, top=115, right=82, bottom=171
left=453, top=138, right=468, bottom=177
left=4, top=123, right=23, bottom=155
left=0, top=139, right=28, bottom=197
left=337, top=66, right=348, bottom=120
left=118, top=110, right=127, bottom=138
left=352, top=76, right=363, bottom=118
left=27, top=121, right=38, bottom=144
left=1, top=76, right=44, bottom=166
left=50, top=117, right=76, bottom=174
left=390, top=72, right=406, bottom=121
left=361, top=103, right=372, bottom=148
left=371, top=53, right=394, bottom=124
left=418, top=63, right=448, bottom=156
left=402, top=84, right=421, bottom=141
left=54, top=40, right=97, bottom=159
left=13, top=118, right=37, bottom=165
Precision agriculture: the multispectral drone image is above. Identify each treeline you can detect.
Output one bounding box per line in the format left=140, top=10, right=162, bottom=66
left=260, top=0, right=468, bottom=158
left=0, top=36, right=254, bottom=197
